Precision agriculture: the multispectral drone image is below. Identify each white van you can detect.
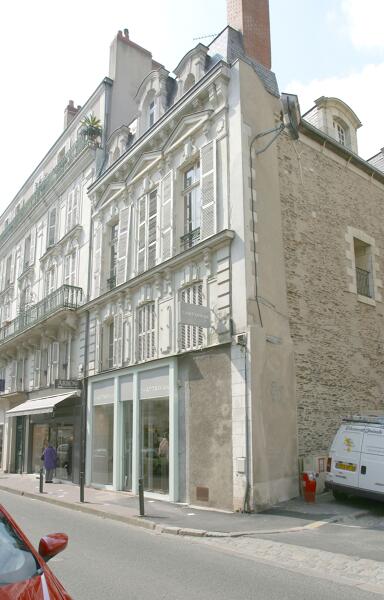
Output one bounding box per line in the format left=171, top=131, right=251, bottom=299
left=325, top=415, right=384, bottom=501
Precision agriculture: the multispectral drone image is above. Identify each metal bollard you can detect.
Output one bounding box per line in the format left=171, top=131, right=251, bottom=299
left=80, top=471, right=85, bottom=503
left=138, top=477, right=145, bottom=516
left=39, top=468, right=44, bottom=494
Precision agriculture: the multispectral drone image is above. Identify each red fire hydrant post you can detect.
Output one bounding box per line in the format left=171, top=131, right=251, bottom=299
left=302, top=471, right=317, bottom=503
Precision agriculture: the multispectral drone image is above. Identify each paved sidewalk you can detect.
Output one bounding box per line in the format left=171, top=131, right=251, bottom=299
left=0, top=474, right=374, bottom=538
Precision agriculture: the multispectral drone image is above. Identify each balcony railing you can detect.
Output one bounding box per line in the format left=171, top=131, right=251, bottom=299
left=180, top=227, right=201, bottom=251
left=356, top=267, right=372, bottom=298
left=0, top=136, right=91, bottom=247
left=0, top=285, right=83, bottom=345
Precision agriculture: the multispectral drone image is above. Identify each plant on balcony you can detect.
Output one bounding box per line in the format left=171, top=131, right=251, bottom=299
left=80, top=114, right=102, bottom=146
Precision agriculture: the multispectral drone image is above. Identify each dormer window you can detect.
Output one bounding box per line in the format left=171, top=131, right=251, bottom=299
left=149, top=100, right=155, bottom=128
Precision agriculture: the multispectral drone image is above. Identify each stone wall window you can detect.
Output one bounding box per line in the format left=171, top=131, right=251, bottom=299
left=346, top=227, right=382, bottom=306
left=354, top=238, right=373, bottom=298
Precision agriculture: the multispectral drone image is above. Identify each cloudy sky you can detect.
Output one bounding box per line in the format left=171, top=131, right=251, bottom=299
left=1, top=0, right=384, bottom=211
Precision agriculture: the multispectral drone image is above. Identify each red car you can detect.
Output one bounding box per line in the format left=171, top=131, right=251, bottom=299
left=0, top=504, right=72, bottom=599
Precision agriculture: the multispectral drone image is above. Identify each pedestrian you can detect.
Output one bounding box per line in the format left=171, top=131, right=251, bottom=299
left=42, top=441, right=57, bottom=483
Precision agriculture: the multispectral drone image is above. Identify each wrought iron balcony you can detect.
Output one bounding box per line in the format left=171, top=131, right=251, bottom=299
left=180, top=227, right=201, bottom=251
left=0, top=285, right=83, bottom=345
left=356, top=267, right=372, bottom=298
left=0, top=136, right=91, bottom=247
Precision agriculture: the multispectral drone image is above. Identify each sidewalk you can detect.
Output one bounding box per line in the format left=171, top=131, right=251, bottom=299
left=0, top=474, right=373, bottom=538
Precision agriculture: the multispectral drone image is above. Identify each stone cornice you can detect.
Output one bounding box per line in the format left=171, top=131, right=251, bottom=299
left=80, top=228, right=235, bottom=312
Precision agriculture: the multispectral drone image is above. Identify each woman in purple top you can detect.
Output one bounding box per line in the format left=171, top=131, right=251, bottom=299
left=42, top=442, right=57, bottom=483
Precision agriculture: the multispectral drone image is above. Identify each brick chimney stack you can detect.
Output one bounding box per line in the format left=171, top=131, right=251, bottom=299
left=227, top=0, right=271, bottom=69
left=64, top=100, right=81, bottom=129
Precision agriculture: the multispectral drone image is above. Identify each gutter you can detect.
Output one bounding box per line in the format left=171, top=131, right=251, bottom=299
left=300, top=120, right=384, bottom=185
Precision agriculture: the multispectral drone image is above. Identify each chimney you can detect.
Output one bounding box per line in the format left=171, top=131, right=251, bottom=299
left=227, top=0, right=271, bottom=69
left=64, top=100, right=81, bottom=129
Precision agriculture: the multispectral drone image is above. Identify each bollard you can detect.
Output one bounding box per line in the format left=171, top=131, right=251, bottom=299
left=138, top=477, right=145, bottom=516
left=39, top=468, right=44, bottom=494
left=80, top=471, right=85, bottom=503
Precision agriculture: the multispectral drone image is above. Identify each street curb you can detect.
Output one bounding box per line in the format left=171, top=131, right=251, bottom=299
left=0, top=484, right=334, bottom=538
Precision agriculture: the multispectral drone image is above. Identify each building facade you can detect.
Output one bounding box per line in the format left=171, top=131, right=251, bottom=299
left=2, top=0, right=384, bottom=511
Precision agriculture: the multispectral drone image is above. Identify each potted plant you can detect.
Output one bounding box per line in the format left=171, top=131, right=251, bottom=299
left=80, top=113, right=102, bottom=146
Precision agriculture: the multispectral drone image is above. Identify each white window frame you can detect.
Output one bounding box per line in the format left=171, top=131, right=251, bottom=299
left=64, top=250, right=77, bottom=286
left=47, top=207, right=57, bottom=247
left=346, top=226, right=381, bottom=306
left=182, top=161, right=201, bottom=247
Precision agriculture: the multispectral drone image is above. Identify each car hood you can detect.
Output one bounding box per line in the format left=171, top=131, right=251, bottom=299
left=0, top=572, right=68, bottom=600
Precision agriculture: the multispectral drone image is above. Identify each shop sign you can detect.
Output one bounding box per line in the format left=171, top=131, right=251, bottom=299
left=178, top=302, right=211, bottom=328
left=140, top=367, right=169, bottom=399
left=55, top=379, right=81, bottom=389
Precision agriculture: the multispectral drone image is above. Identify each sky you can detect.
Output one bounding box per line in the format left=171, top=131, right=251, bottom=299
left=1, top=0, right=384, bottom=212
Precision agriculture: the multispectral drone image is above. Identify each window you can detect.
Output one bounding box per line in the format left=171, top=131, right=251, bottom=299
left=5, top=255, right=12, bottom=286
left=66, top=188, right=80, bottom=232
left=64, top=251, right=76, bottom=286
left=149, top=100, right=155, bottom=127
left=108, top=224, right=118, bottom=289
left=24, top=235, right=31, bottom=269
left=137, top=189, right=158, bottom=274
left=180, top=283, right=204, bottom=350
left=47, top=207, right=57, bottom=247
left=108, top=322, right=114, bottom=369
left=137, top=303, right=156, bottom=361
left=354, top=238, right=373, bottom=298
left=45, top=267, right=56, bottom=296
left=333, top=120, right=346, bottom=146
left=182, top=162, right=201, bottom=249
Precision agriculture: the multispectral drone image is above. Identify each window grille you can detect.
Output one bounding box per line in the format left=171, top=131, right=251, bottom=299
left=137, top=303, right=156, bottom=361
left=180, top=283, right=204, bottom=351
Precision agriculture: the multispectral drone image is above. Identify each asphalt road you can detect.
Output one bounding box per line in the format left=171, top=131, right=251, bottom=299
left=2, top=490, right=381, bottom=600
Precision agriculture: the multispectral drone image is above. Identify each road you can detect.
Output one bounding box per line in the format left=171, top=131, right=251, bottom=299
left=1, top=490, right=382, bottom=600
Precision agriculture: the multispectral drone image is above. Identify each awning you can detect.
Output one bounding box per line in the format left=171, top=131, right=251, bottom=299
left=6, top=391, right=80, bottom=418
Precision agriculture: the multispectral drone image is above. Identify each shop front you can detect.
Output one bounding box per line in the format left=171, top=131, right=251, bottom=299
left=87, top=359, right=178, bottom=501
left=6, top=391, right=82, bottom=483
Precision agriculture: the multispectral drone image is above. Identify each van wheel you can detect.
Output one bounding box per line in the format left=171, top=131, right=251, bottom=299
left=333, top=489, right=347, bottom=501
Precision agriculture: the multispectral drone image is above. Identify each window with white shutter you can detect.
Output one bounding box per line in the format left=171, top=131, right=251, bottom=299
left=33, top=349, right=41, bottom=389
left=108, top=224, right=118, bottom=290
left=113, top=312, right=123, bottom=368
left=64, top=251, right=76, bottom=286
left=66, top=186, right=80, bottom=232
left=29, top=227, right=36, bottom=265
left=180, top=283, right=204, bottom=351
left=23, top=235, right=31, bottom=270
left=93, top=224, right=102, bottom=298
left=10, top=360, right=17, bottom=392
left=137, top=303, right=156, bottom=361
left=200, top=141, right=216, bottom=240
left=5, top=255, right=12, bottom=286
left=47, top=207, right=57, bottom=247
left=108, top=322, right=114, bottom=369
left=160, top=173, right=173, bottom=261
left=116, top=206, right=130, bottom=286
left=137, top=189, right=158, bottom=274
left=45, top=267, right=56, bottom=295
left=48, top=341, right=59, bottom=385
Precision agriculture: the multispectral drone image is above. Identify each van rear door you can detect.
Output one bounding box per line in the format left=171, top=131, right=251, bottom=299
left=359, top=426, right=384, bottom=494
left=330, top=424, right=364, bottom=488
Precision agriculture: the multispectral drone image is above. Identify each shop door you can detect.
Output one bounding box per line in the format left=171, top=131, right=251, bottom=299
left=55, top=426, right=74, bottom=481
left=31, top=424, right=49, bottom=473
left=140, top=398, right=169, bottom=494
left=15, top=417, right=24, bottom=474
